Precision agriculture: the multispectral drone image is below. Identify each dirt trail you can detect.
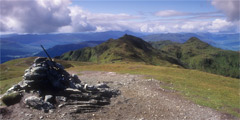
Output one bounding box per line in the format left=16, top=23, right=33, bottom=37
left=0, top=71, right=237, bottom=120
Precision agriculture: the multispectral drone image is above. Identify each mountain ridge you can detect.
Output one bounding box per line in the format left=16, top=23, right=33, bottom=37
left=60, top=34, right=183, bottom=67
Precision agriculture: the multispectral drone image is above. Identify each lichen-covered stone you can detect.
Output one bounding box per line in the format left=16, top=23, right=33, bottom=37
left=1, top=92, right=23, bottom=106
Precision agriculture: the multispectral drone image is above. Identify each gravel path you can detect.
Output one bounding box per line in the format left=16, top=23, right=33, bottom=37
left=0, top=71, right=237, bottom=120
left=73, top=71, right=235, bottom=120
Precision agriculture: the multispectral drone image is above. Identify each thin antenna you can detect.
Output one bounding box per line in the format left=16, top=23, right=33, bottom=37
left=40, top=45, right=53, bottom=61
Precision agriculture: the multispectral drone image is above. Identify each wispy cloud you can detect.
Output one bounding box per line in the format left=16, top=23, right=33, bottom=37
left=154, top=10, right=223, bottom=19
left=155, top=10, right=187, bottom=17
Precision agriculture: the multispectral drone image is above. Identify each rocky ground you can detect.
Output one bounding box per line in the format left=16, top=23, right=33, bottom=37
left=0, top=71, right=237, bottom=120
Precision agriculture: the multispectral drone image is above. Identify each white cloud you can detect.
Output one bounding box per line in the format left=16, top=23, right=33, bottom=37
left=58, top=6, right=140, bottom=33
left=136, top=19, right=234, bottom=33
left=0, top=0, right=71, bottom=33
left=212, top=0, right=240, bottom=21
left=155, top=10, right=187, bottom=17
left=0, top=0, right=238, bottom=34
left=58, top=6, right=96, bottom=33
left=207, top=19, right=233, bottom=32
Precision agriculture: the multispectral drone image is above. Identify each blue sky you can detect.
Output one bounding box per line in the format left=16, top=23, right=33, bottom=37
left=72, top=1, right=216, bottom=14
left=0, top=0, right=239, bottom=33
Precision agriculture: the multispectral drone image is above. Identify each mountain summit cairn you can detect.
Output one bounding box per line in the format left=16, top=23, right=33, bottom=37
left=1, top=57, right=120, bottom=113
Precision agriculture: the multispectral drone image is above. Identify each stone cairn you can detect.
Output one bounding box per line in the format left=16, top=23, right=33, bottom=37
left=2, top=57, right=119, bottom=113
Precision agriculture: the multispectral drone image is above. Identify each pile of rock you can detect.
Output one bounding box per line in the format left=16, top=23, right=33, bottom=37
left=1, top=57, right=119, bottom=113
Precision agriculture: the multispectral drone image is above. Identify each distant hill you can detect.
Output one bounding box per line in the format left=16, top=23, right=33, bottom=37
left=149, top=40, right=179, bottom=49
left=35, top=41, right=104, bottom=58
left=142, top=33, right=239, bottom=51
left=60, top=34, right=183, bottom=67
left=151, top=37, right=239, bottom=78
left=0, top=40, right=40, bottom=63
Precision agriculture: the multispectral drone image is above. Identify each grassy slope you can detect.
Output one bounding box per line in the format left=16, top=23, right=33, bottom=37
left=152, top=37, right=240, bottom=78
left=0, top=58, right=239, bottom=117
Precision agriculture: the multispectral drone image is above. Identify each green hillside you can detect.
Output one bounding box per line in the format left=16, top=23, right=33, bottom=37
left=60, top=34, right=183, bottom=67
left=151, top=37, right=239, bottom=78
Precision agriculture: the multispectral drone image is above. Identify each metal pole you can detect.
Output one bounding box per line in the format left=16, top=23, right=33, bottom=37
left=40, top=45, right=53, bottom=61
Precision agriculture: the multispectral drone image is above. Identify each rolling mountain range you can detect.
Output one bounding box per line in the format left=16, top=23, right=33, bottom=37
left=1, top=31, right=239, bottom=63
left=60, top=35, right=239, bottom=78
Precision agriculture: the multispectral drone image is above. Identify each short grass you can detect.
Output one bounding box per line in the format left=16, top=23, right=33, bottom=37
left=0, top=58, right=239, bottom=117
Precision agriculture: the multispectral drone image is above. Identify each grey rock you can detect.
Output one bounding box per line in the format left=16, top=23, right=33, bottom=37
left=46, top=60, right=54, bottom=67
left=24, top=73, right=47, bottom=80
left=24, top=69, right=30, bottom=73
left=24, top=96, right=54, bottom=110
left=34, top=57, right=47, bottom=64
left=64, top=88, right=82, bottom=94
left=95, top=83, right=109, bottom=88
left=24, top=96, right=43, bottom=109
left=56, top=96, right=67, bottom=102
left=23, top=80, right=35, bottom=85
left=56, top=63, right=64, bottom=70
left=68, top=81, right=77, bottom=89
left=44, top=95, right=54, bottom=103
left=18, top=81, right=28, bottom=89
left=84, top=84, right=88, bottom=90
left=6, top=84, right=21, bottom=93
left=58, top=104, right=65, bottom=108
left=70, top=74, right=81, bottom=84
left=87, top=85, right=96, bottom=91
left=40, top=116, right=44, bottom=119
left=31, top=67, right=47, bottom=74
left=75, top=84, right=83, bottom=89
